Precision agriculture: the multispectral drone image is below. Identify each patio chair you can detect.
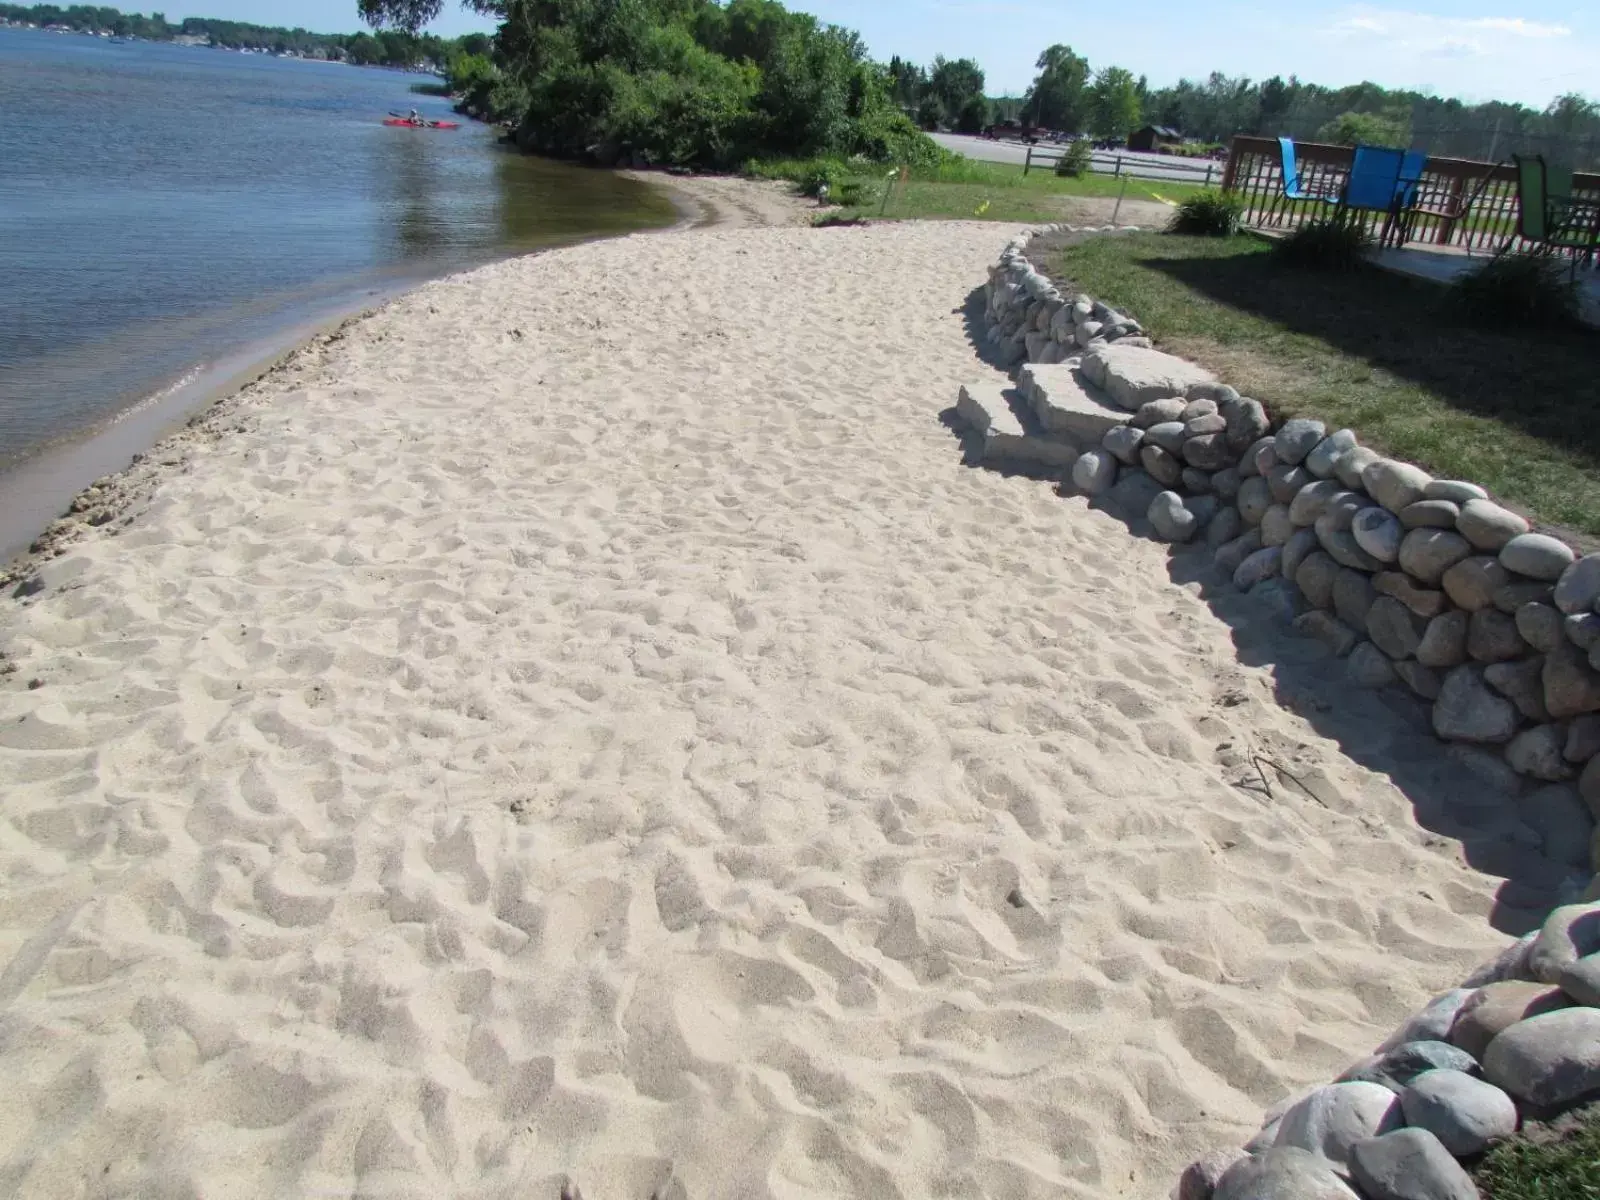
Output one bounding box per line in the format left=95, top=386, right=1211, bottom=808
left=1510, top=154, right=1600, bottom=270
left=1268, top=136, right=1341, bottom=224
left=1391, top=154, right=1502, bottom=250
left=1342, top=145, right=1412, bottom=245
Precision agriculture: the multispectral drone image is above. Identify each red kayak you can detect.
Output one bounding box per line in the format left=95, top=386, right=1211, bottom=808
left=384, top=118, right=459, bottom=129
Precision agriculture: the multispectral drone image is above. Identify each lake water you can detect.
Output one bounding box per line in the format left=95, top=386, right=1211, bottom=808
left=0, top=28, right=675, bottom=501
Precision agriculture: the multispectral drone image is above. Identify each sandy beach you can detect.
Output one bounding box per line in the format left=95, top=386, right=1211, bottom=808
left=0, top=204, right=1517, bottom=1199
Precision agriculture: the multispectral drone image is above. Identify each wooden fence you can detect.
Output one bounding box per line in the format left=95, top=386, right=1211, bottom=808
left=1220, top=135, right=1600, bottom=253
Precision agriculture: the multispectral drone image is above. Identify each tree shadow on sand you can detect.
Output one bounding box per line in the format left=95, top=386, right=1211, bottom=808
left=945, top=285, right=1584, bottom=938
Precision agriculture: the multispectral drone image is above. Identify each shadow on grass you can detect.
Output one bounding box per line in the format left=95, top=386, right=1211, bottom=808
left=1134, top=250, right=1600, bottom=469
left=944, top=284, right=1587, bottom=936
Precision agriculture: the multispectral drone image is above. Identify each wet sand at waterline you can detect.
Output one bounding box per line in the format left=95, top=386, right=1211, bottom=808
left=0, top=209, right=1517, bottom=1198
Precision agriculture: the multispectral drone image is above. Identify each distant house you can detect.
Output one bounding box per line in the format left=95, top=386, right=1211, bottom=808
left=1128, top=125, right=1182, bottom=153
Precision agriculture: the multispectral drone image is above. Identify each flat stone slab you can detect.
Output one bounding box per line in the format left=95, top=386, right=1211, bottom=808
left=1080, top=343, right=1217, bottom=412
left=1018, top=362, right=1128, bottom=448
left=956, top=381, right=1078, bottom=469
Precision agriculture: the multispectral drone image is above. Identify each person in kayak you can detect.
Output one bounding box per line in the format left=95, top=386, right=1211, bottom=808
left=407, top=108, right=426, bottom=126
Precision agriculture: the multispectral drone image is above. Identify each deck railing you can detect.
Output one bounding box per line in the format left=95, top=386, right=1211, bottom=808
left=1221, top=135, right=1600, bottom=253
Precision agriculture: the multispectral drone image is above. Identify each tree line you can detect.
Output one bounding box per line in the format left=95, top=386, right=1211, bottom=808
left=0, top=3, right=490, bottom=67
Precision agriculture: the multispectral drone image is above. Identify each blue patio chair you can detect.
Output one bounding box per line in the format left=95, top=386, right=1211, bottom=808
left=1342, top=145, right=1416, bottom=245
left=1277, top=136, right=1340, bottom=202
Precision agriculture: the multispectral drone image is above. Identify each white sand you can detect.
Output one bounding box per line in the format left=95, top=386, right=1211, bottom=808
left=0, top=216, right=1511, bottom=1199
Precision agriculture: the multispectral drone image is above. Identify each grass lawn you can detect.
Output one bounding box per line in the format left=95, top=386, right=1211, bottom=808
left=1035, top=231, right=1600, bottom=538
left=1473, top=1110, right=1600, bottom=1200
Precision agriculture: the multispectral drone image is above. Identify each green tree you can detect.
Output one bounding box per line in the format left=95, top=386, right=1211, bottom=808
left=1088, top=66, right=1140, bottom=139
left=1023, top=44, right=1090, bottom=132
left=916, top=93, right=943, bottom=129
left=956, top=94, right=989, bottom=133
left=1318, top=109, right=1409, bottom=147
left=928, top=55, right=984, bottom=123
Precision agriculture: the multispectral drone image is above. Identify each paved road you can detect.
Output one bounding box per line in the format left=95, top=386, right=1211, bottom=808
left=929, top=133, right=1227, bottom=186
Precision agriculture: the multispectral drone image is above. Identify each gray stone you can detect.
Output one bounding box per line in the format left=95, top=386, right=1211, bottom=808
left=1516, top=603, right=1565, bottom=654
left=1565, top=612, right=1600, bottom=651
left=1283, top=529, right=1321, bottom=583
left=1334, top=569, right=1379, bottom=631
left=1071, top=449, right=1118, bottom=495
left=1493, top=581, right=1555, bottom=614
left=1253, top=577, right=1307, bottom=623
left=1212, top=467, right=1242, bottom=500
left=1434, top=666, right=1520, bottom=743
left=1349, top=642, right=1399, bottom=689
left=1501, top=533, right=1576, bottom=582
left=1336, top=445, right=1383, bottom=491
left=1274, top=418, right=1327, bottom=466
left=1295, top=611, right=1359, bottom=657
left=1074, top=321, right=1104, bottom=348
left=1457, top=499, right=1531, bottom=552
left=1102, top=423, right=1146, bottom=465
left=1462, top=934, right=1538, bottom=988
left=1289, top=480, right=1348, bottom=527
left=1239, top=436, right=1274, bottom=479
left=1182, top=467, right=1214, bottom=493
left=1482, top=1007, right=1600, bottom=1109
left=1084, top=343, right=1217, bottom=412
left=1556, top=555, right=1600, bottom=615
left=1544, top=642, right=1600, bottom=719
left=1261, top=505, right=1296, bottom=548
left=1253, top=440, right=1278, bottom=478
left=1468, top=609, right=1527, bottom=663
left=1020, top=363, right=1132, bottom=445
left=1269, top=464, right=1313, bottom=505
left=1378, top=989, right=1478, bottom=1052
left=1364, top=459, right=1434, bottom=513
left=1275, top=1082, right=1403, bottom=1168
left=1212, top=1148, right=1361, bottom=1200
left=1106, top=468, right=1166, bottom=518
left=1184, top=413, right=1227, bottom=438
left=1206, top=506, right=1243, bottom=549
left=955, top=381, right=1079, bottom=468
left=1235, top=547, right=1283, bottom=591
left=1353, top=507, right=1405, bottom=564
left=1297, top=552, right=1340, bottom=610
left=1400, top=529, right=1475, bottom=587
left=1145, top=421, right=1188, bottom=454
left=1180, top=397, right=1219, bottom=421
left=1374, top=573, right=1449, bottom=619
left=1178, top=1150, right=1248, bottom=1200
left=1348, top=1128, right=1479, bottom=1200
left=1369, top=597, right=1428, bottom=660
left=1141, top=444, right=1184, bottom=485
left=1507, top=726, right=1575, bottom=782
left=1225, top=398, right=1271, bottom=451
left=1526, top=902, right=1600, bottom=984
left=1305, top=429, right=1359, bottom=479
left=1484, top=658, right=1550, bottom=722
left=1417, top=611, right=1469, bottom=670
left=1400, top=1071, right=1518, bottom=1157
left=1238, top=476, right=1273, bottom=527
left=1132, top=396, right=1187, bottom=429
left=1396, top=661, right=1443, bottom=699
left=1582, top=755, right=1600, bottom=821
left=1565, top=715, right=1600, bottom=764
left=1443, top=557, right=1511, bottom=612
left=1185, top=495, right=1221, bottom=529
left=1400, top=500, right=1462, bottom=530
left=1184, top=433, right=1233, bottom=470
left=1450, top=981, right=1571, bottom=1059
left=1521, top=789, right=1596, bottom=870
left=1150, top=492, right=1200, bottom=543
left=1559, top=955, right=1600, bottom=1005
left=1425, top=479, right=1489, bottom=504
left=1215, top=530, right=1265, bottom=574
left=1320, top=527, right=1384, bottom=572
left=1316, top=492, right=1375, bottom=535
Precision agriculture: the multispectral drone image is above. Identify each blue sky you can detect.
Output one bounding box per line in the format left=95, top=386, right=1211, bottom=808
left=160, top=2, right=1592, bottom=108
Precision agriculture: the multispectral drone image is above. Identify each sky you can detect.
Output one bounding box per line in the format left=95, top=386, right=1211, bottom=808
left=150, top=1, right=1593, bottom=109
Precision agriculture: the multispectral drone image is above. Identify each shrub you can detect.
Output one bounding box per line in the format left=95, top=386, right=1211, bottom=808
left=1168, top=189, right=1243, bottom=236
left=1454, top=251, right=1581, bottom=327
left=799, top=159, right=848, bottom=197
left=1055, top=138, right=1092, bottom=177
left=1276, top=215, right=1372, bottom=270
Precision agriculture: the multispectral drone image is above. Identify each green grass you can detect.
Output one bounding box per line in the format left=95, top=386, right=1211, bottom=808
left=1037, top=231, right=1600, bottom=536
left=1473, top=1112, right=1600, bottom=1200
left=744, top=155, right=1205, bottom=224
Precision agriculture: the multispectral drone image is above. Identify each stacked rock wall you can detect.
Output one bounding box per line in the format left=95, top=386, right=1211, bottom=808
left=985, top=227, right=1600, bottom=897
left=984, top=226, right=1600, bottom=1200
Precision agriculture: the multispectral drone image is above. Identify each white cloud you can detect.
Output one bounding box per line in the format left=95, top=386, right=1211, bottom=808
left=1327, top=9, right=1571, bottom=41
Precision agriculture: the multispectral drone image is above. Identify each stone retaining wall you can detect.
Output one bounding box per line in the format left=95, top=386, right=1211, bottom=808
left=978, top=227, right=1600, bottom=1200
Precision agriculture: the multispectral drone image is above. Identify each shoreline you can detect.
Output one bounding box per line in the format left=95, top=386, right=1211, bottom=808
left=0, top=172, right=812, bottom=586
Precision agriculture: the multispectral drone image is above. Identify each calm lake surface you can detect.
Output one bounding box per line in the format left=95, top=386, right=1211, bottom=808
left=0, top=28, right=676, bottom=476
